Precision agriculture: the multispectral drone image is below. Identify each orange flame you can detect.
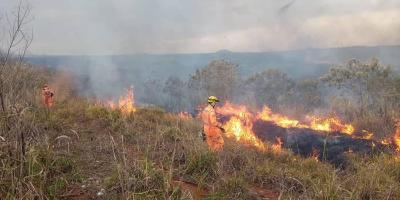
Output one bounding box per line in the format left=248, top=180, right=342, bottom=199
left=394, top=121, right=400, bottom=152
left=380, top=139, right=391, bottom=145
left=217, top=102, right=266, bottom=150
left=257, top=105, right=355, bottom=135
left=215, top=102, right=250, bottom=118
left=257, top=106, right=308, bottom=128
left=223, top=116, right=266, bottom=150
left=308, top=116, right=354, bottom=135
left=271, top=137, right=283, bottom=153
left=361, top=130, right=374, bottom=140
left=311, top=148, right=320, bottom=162
left=213, top=102, right=379, bottom=152
left=347, top=148, right=353, bottom=153
left=107, top=86, right=136, bottom=113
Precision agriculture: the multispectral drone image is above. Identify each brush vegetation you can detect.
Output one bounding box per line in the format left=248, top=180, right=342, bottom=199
left=1, top=62, right=400, bottom=200
left=1, top=2, right=399, bottom=199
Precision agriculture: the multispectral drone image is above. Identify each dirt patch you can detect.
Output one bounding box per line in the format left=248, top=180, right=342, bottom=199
left=249, top=185, right=280, bottom=200
left=59, top=184, right=98, bottom=200
left=172, top=180, right=209, bottom=200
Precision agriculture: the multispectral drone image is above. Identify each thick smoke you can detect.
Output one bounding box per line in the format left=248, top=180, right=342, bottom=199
left=278, top=0, right=295, bottom=15
left=4, top=0, right=399, bottom=122
left=0, top=0, right=398, bottom=54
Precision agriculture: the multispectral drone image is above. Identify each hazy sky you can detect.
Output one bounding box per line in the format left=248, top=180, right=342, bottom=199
left=1, top=0, right=399, bottom=55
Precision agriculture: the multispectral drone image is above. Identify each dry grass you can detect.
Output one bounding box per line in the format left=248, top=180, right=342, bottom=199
left=3, top=94, right=400, bottom=199
left=2, top=64, right=400, bottom=199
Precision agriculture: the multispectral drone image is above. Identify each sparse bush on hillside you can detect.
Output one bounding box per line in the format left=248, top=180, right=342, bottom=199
left=3, top=79, right=400, bottom=199
left=322, top=58, right=400, bottom=138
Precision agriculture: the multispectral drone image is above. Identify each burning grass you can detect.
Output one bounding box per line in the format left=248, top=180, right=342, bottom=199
left=106, top=86, right=136, bottom=114
left=2, top=80, right=400, bottom=199
left=394, top=121, right=400, bottom=152
left=215, top=101, right=400, bottom=158
left=3, top=98, right=400, bottom=199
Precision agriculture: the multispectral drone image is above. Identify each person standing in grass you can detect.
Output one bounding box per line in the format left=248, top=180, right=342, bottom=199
left=201, top=96, right=224, bottom=151
left=42, top=84, right=54, bottom=107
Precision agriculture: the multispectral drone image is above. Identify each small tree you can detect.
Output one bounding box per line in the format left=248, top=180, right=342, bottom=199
left=0, top=0, right=33, bottom=112
left=321, top=58, right=397, bottom=137
left=188, top=60, right=237, bottom=106
left=244, top=69, right=294, bottom=110
left=321, top=58, right=393, bottom=117
left=292, top=78, right=323, bottom=114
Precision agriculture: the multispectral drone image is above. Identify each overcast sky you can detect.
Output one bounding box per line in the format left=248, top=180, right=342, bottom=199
left=1, top=0, right=399, bottom=55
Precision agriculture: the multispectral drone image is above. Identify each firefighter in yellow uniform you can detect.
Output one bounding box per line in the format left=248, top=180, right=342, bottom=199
left=201, top=96, right=224, bottom=151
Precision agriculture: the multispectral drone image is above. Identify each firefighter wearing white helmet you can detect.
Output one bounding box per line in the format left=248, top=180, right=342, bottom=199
left=201, top=96, right=224, bottom=151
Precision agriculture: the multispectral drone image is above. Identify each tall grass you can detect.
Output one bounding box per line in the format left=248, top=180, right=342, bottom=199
left=2, top=63, right=400, bottom=199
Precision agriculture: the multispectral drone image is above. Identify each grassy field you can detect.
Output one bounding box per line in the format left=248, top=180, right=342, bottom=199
left=1, top=63, right=400, bottom=200
left=1, top=96, right=400, bottom=200
left=1, top=1, right=399, bottom=198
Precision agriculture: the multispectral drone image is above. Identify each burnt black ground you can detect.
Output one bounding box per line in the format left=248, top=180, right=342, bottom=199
left=253, top=121, right=392, bottom=167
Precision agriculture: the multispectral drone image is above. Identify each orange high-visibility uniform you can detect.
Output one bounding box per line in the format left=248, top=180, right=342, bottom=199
left=201, top=104, right=224, bottom=151
left=42, top=86, right=54, bottom=107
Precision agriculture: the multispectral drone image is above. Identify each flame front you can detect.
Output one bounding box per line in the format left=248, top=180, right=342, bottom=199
left=256, top=105, right=355, bottom=135
left=271, top=137, right=283, bottom=153
left=308, top=116, right=354, bottom=135
left=223, top=116, right=266, bottom=150
left=394, top=121, right=400, bottom=152
left=361, top=130, right=374, bottom=140
left=217, top=102, right=266, bottom=150
left=107, top=87, right=136, bottom=113
left=215, top=102, right=379, bottom=151
left=216, top=102, right=249, bottom=117
left=257, top=106, right=307, bottom=128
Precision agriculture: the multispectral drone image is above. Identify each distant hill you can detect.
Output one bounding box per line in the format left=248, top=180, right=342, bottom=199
left=26, top=45, right=400, bottom=78
left=25, top=45, right=400, bottom=97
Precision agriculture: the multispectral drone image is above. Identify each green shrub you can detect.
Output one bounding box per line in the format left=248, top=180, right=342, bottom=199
left=184, top=151, right=218, bottom=185
left=86, top=105, right=109, bottom=120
